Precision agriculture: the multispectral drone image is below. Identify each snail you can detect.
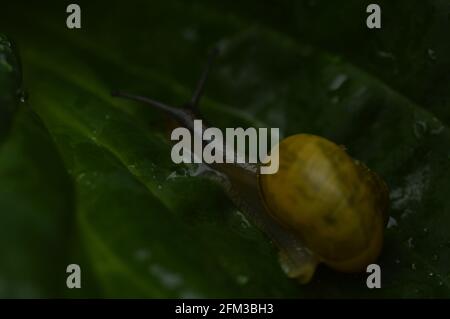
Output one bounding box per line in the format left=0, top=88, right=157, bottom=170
left=112, top=48, right=390, bottom=283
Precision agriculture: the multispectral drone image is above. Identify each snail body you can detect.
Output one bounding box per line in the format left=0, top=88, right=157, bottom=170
left=113, top=50, right=390, bottom=283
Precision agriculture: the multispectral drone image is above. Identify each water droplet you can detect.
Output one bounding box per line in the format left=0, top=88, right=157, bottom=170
left=157, top=185, right=162, bottom=190
left=429, top=272, right=434, bottom=277
left=390, top=188, right=403, bottom=200
left=0, top=52, right=13, bottom=71
left=377, top=51, right=395, bottom=60
left=236, top=275, right=249, bottom=285
left=17, top=89, right=28, bottom=103
left=411, top=263, right=417, bottom=270
left=431, top=126, right=444, bottom=135
left=181, top=28, right=197, bottom=42
left=439, top=281, right=444, bottom=286
left=407, top=237, right=415, bottom=249
left=428, top=49, right=437, bottom=61
left=235, top=211, right=251, bottom=229
left=329, top=74, right=348, bottom=91
left=423, top=227, right=428, bottom=233
left=428, top=117, right=445, bottom=135
left=387, top=217, right=398, bottom=229
left=414, top=121, right=428, bottom=139
left=134, top=249, right=151, bottom=261
left=331, top=96, right=340, bottom=104
left=19, top=91, right=28, bottom=103
left=149, top=264, right=182, bottom=289
left=393, top=166, right=431, bottom=211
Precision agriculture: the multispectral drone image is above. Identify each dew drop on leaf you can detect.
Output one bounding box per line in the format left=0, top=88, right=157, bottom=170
left=331, top=96, right=340, bottom=104
left=134, top=249, right=151, bottom=261
left=387, top=216, right=398, bottom=229
left=181, top=27, right=197, bottom=42
left=18, top=90, right=28, bottom=103
left=414, top=121, right=428, bottom=139
left=427, top=49, right=437, bottom=61
left=235, top=210, right=251, bottom=229
left=407, top=237, right=415, bottom=249
left=149, top=264, right=182, bottom=289
left=329, top=74, right=348, bottom=91
left=377, top=51, right=395, bottom=60
left=236, top=275, right=249, bottom=285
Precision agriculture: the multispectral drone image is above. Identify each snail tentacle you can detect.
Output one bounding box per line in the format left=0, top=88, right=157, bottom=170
left=111, top=90, right=198, bottom=132
left=187, top=47, right=220, bottom=112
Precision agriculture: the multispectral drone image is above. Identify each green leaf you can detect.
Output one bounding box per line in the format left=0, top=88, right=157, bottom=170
left=1, top=0, right=450, bottom=297
left=0, top=34, right=74, bottom=298
left=202, top=0, right=450, bottom=125
left=0, top=105, right=74, bottom=297
left=0, top=34, right=94, bottom=298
